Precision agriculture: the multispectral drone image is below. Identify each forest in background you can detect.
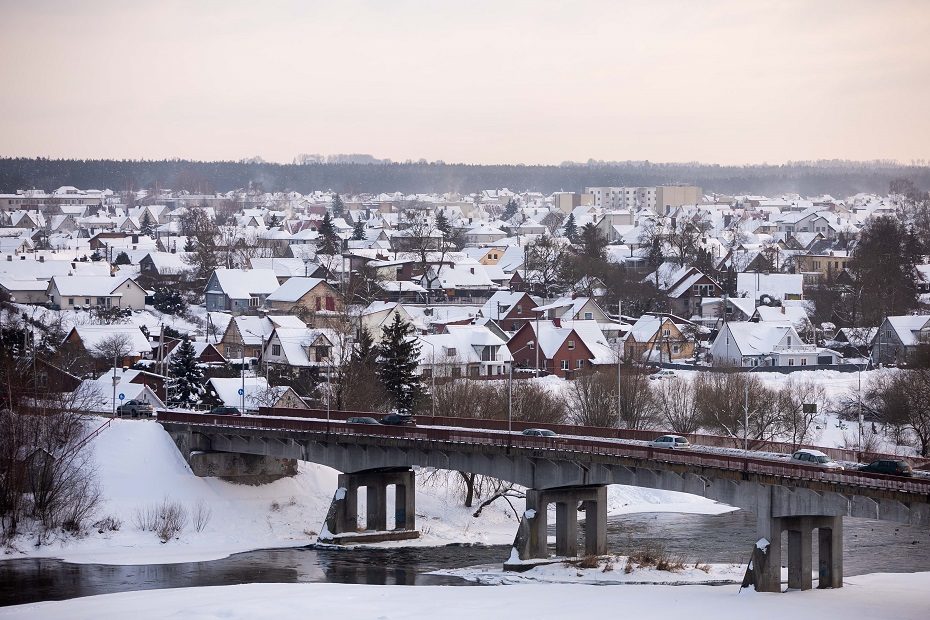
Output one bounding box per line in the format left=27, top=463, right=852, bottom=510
left=1, top=157, right=929, bottom=196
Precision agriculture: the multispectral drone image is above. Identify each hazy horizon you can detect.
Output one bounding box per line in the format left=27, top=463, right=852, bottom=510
left=2, top=0, right=928, bottom=166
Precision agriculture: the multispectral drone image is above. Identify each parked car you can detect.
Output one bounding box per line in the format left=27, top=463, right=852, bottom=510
left=649, top=370, right=676, bottom=380
left=859, top=459, right=913, bottom=477
left=116, top=399, right=154, bottom=417
left=649, top=434, right=691, bottom=449
left=522, top=428, right=556, bottom=437
left=790, top=448, right=843, bottom=470
left=380, top=414, right=416, bottom=426
left=210, top=406, right=242, bottom=416
left=347, top=416, right=380, bottom=425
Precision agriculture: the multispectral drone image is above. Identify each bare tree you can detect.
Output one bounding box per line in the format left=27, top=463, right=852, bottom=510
left=652, top=377, right=700, bottom=434
left=567, top=369, right=619, bottom=427
left=776, top=379, right=827, bottom=448
left=92, top=333, right=134, bottom=372
left=617, top=366, right=658, bottom=430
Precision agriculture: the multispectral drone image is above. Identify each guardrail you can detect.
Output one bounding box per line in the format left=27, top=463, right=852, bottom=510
left=158, top=411, right=930, bottom=496
left=256, top=407, right=908, bottom=465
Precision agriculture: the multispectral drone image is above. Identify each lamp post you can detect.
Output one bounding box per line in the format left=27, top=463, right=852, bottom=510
left=414, top=335, right=436, bottom=419
left=743, top=360, right=767, bottom=450
left=509, top=341, right=536, bottom=436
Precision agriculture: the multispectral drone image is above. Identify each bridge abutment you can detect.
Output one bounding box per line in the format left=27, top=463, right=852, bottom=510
left=320, top=468, right=419, bottom=544
left=508, top=485, right=607, bottom=569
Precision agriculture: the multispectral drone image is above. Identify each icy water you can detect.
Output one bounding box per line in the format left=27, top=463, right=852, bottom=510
left=2, top=511, right=928, bottom=606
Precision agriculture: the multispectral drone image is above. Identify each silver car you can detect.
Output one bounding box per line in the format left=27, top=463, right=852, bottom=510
left=649, top=434, right=691, bottom=449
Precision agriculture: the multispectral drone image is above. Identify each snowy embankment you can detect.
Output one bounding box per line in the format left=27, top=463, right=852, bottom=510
left=4, top=575, right=930, bottom=620
left=3, top=417, right=728, bottom=565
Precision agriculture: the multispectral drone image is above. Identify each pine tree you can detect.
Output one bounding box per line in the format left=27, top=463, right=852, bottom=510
left=435, top=210, right=451, bottom=237
left=268, top=213, right=281, bottom=228
left=139, top=210, right=155, bottom=237
left=376, top=313, right=424, bottom=414
left=503, top=198, right=518, bottom=220
left=331, top=194, right=345, bottom=217
left=351, top=218, right=366, bottom=241
left=168, top=336, right=204, bottom=406
left=317, top=212, right=341, bottom=255
left=114, top=251, right=131, bottom=265
left=563, top=213, right=578, bottom=242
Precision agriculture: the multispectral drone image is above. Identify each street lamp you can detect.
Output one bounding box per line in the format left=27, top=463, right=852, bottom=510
left=743, top=360, right=768, bottom=450
left=509, top=341, right=536, bottom=436
left=414, top=335, right=436, bottom=419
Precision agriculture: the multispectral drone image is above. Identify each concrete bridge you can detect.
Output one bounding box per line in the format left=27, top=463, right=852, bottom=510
left=158, top=411, right=930, bottom=593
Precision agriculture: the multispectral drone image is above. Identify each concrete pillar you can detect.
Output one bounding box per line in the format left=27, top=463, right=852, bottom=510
left=753, top=509, right=783, bottom=592
left=555, top=501, right=578, bottom=557
left=787, top=518, right=813, bottom=590
left=345, top=480, right=359, bottom=531
left=582, top=486, right=608, bottom=556
left=527, top=490, right=549, bottom=559
left=394, top=472, right=416, bottom=531
left=366, top=483, right=387, bottom=531
left=816, top=516, right=843, bottom=589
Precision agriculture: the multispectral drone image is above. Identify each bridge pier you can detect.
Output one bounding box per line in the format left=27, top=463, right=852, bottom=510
left=508, top=485, right=607, bottom=568
left=753, top=514, right=843, bottom=592
left=320, top=468, right=419, bottom=544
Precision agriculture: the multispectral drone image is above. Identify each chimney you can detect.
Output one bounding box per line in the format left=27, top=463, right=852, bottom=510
left=39, top=255, right=44, bottom=262
left=553, top=318, right=561, bottom=327
left=5, top=255, right=10, bottom=261
left=781, top=306, right=785, bottom=314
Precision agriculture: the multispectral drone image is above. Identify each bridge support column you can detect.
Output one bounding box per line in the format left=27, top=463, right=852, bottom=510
left=787, top=517, right=813, bottom=590
left=508, top=485, right=607, bottom=569
left=320, top=468, right=419, bottom=544
left=752, top=513, right=843, bottom=592
left=816, top=515, right=843, bottom=589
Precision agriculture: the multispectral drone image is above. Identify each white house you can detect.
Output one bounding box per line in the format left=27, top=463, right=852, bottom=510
left=48, top=275, right=147, bottom=310
left=709, top=322, right=838, bottom=367
left=416, top=325, right=513, bottom=378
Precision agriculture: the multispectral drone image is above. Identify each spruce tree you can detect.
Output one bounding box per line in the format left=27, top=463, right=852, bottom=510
left=317, top=212, right=341, bottom=255
left=331, top=194, right=345, bottom=217
left=503, top=198, right=518, bottom=220
left=351, top=218, right=366, bottom=241
left=168, top=335, right=204, bottom=406
left=563, top=213, right=578, bottom=242
left=139, top=210, right=155, bottom=237
left=268, top=213, right=281, bottom=228
left=114, top=251, right=131, bottom=265
left=435, top=210, right=451, bottom=237
left=376, top=313, right=424, bottom=414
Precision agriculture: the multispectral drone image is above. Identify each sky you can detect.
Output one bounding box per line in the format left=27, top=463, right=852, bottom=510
left=1, top=0, right=929, bottom=166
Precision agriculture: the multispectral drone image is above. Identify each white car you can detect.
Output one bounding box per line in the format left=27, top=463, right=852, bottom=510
left=790, top=449, right=844, bottom=470
left=649, top=434, right=691, bottom=449
left=650, top=370, right=676, bottom=380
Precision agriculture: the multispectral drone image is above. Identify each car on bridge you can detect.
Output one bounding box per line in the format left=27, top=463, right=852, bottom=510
left=790, top=448, right=843, bottom=470
left=380, top=414, right=416, bottom=426
left=858, top=459, right=913, bottom=477
left=116, top=399, right=154, bottom=418
left=522, top=428, right=556, bottom=437
left=209, top=406, right=242, bottom=416
left=649, top=434, right=691, bottom=449
left=346, top=416, right=380, bottom=425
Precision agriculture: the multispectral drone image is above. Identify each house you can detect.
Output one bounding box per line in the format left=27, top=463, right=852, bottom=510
left=736, top=272, right=804, bottom=304
left=663, top=268, right=721, bottom=318
left=204, top=268, right=281, bottom=313
left=507, top=319, right=615, bottom=379
left=749, top=303, right=814, bottom=341
left=417, top=325, right=513, bottom=379
left=161, top=340, right=226, bottom=365
left=709, top=322, right=839, bottom=367
left=479, top=291, right=539, bottom=332
left=138, top=252, right=192, bottom=284
left=262, top=328, right=340, bottom=368
left=533, top=296, right=611, bottom=323
left=622, top=315, right=694, bottom=363
left=48, top=275, right=147, bottom=310
left=421, top=261, right=496, bottom=301
left=871, top=315, right=930, bottom=365
left=360, top=302, right=418, bottom=341
left=218, top=314, right=307, bottom=359
left=203, top=377, right=305, bottom=413
left=464, top=224, right=508, bottom=245
left=0, top=278, right=49, bottom=304
left=63, top=325, right=152, bottom=368
left=265, top=277, right=343, bottom=316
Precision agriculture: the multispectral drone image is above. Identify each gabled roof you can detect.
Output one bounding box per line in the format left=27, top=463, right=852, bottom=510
left=719, top=322, right=796, bottom=357
left=522, top=320, right=615, bottom=364
left=883, top=315, right=930, bottom=346
left=67, top=325, right=151, bottom=356
left=208, top=269, right=280, bottom=298
left=480, top=291, right=534, bottom=320
left=266, top=277, right=329, bottom=302
left=50, top=275, right=138, bottom=297
left=267, top=328, right=339, bottom=367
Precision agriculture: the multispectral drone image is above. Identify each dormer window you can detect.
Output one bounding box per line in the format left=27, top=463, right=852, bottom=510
left=567, top=340, right=575, bottom=350
left=446, top=347, right=457, bottom=357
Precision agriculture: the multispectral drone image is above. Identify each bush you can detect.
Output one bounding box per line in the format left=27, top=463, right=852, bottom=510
left=134, top=498, right=189, bottom=543
left=152, top=287, right=188, bottom=316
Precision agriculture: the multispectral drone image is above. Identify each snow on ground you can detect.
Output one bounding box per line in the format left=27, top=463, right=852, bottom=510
left=3, top=417, right=728, bottom=565
left=5, top=575, right=930, bottom=620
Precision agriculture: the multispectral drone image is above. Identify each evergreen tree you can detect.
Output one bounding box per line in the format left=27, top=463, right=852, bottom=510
left=376, top=313, right=424, bottom=414
left=578, top=223, right=608, bottom=260
left=317, top=212, right=341, bottom=255
left=331, top=194, right=345, bottom=217
left=848, top=216, right=919, bottom=325
left=168, top=336, right=204, bottom=406
left=351, top=218, right=366, bottom=241
left=268, top=213, right=281, bottom=228
left=114, top=251, right=131, bottom=265
left=435, top=210, right=452, bottom=237
left=563, top=213, right=578, bottom=242
left=503, top=198, right=518, bottom=220
left=139, top=210, right=155, bottom=237
left=153, top=287, right=187, bottom=315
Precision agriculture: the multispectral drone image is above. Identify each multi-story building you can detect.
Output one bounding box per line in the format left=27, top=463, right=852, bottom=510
left=584, top=186, right=656, bottom=212
left=655, top=185, right=702, bottom=214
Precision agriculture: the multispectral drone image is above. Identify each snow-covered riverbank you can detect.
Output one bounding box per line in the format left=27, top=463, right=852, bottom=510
left=2, top=417, right=729, bottom=565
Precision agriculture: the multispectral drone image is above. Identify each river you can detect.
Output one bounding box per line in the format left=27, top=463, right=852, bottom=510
left=2, top=511, right=927, bottom=606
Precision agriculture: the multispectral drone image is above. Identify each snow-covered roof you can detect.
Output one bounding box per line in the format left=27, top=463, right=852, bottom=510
left=50, top=275, right=136, bottom=297
left=884, top=315, right=930, bottom=346
left=525, top=320, right=615, bottom=363
left=209, top=269, right=280, bottom=299
left=736, top=272, right=803, bottom=301
left=266, top=277, right=328, bottom=302
left=68, top=325, right=151, bottom=356
left=721, top=322, right=796, bottom=357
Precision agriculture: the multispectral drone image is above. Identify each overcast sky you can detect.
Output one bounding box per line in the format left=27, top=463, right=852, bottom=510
left=1, top=0, right=928, bottom=165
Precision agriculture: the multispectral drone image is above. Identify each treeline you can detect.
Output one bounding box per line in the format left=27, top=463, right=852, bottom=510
left=2, top=157, right=930, bottom=196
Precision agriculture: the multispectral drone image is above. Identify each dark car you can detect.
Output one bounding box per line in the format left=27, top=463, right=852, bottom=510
left=347, top=416, right=380, bottom=425
left=380, top=414, right=416, bottom=426
left=859, top=459, right=913, bottom=477
left=210, top=406, right=242, bottom=416
left=116, top=399, right=154, bottom=417
left=522, top=428, right=556, bottom=437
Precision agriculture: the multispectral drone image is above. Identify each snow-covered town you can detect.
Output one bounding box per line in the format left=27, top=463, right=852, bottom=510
left=3, top=1, right=930, bottom=618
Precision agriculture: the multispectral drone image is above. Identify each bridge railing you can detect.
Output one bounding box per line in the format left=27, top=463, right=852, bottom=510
left=256, top=407, right=915, bottom=466
left=159, top=411, right=930, bottom=496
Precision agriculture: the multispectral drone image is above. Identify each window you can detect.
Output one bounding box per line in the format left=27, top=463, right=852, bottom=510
left=576, top=359, right=583, bottom=369
left=272, top=344, right=281, bottom=356
left=68, top=298, right=74, bottom=306
left=85, top=298, right=90, bottom=305
left=672, top=344, right=680, bottom=354
left=315, top=345, right=330, bottom=361
left=325, top=296, right=335, bottom=311
left=800, top=358, right=807, bottom=366
left=451, top=366, right=462, bottom=378
left=315, top=297, right=321, bottom=310
left=787, top=336, right=792, bottom=346
left=561, top=360, right=569, bottom=370
left=516, top=305, right=523, bottom=314
left=788, top=359, right=795, bottom=366
left=249, top=296, right=260, bottom=307
left=567, top=340, right=575, bottom=350
left=527, top=342, right=535, bottom=350
left=446, top=347, right=457, bottom=357
left=422, top=368, right=432, bottom=378
left=662, top=329, right=671, bottom=337
left=584, top=312, right=593, bottom=320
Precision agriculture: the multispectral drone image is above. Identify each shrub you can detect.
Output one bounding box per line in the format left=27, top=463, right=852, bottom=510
left=134, top=498, right=188, bottom=542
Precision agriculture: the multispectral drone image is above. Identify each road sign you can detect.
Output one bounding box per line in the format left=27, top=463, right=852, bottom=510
left=118, top=393, right=125, bottom=401
left=238, top=388, right=244, bottom=396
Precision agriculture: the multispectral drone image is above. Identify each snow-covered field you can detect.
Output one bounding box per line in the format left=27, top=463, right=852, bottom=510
left=5, top=575, right=930, bottom=620
left=3, top=417, right=727, bottom=565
